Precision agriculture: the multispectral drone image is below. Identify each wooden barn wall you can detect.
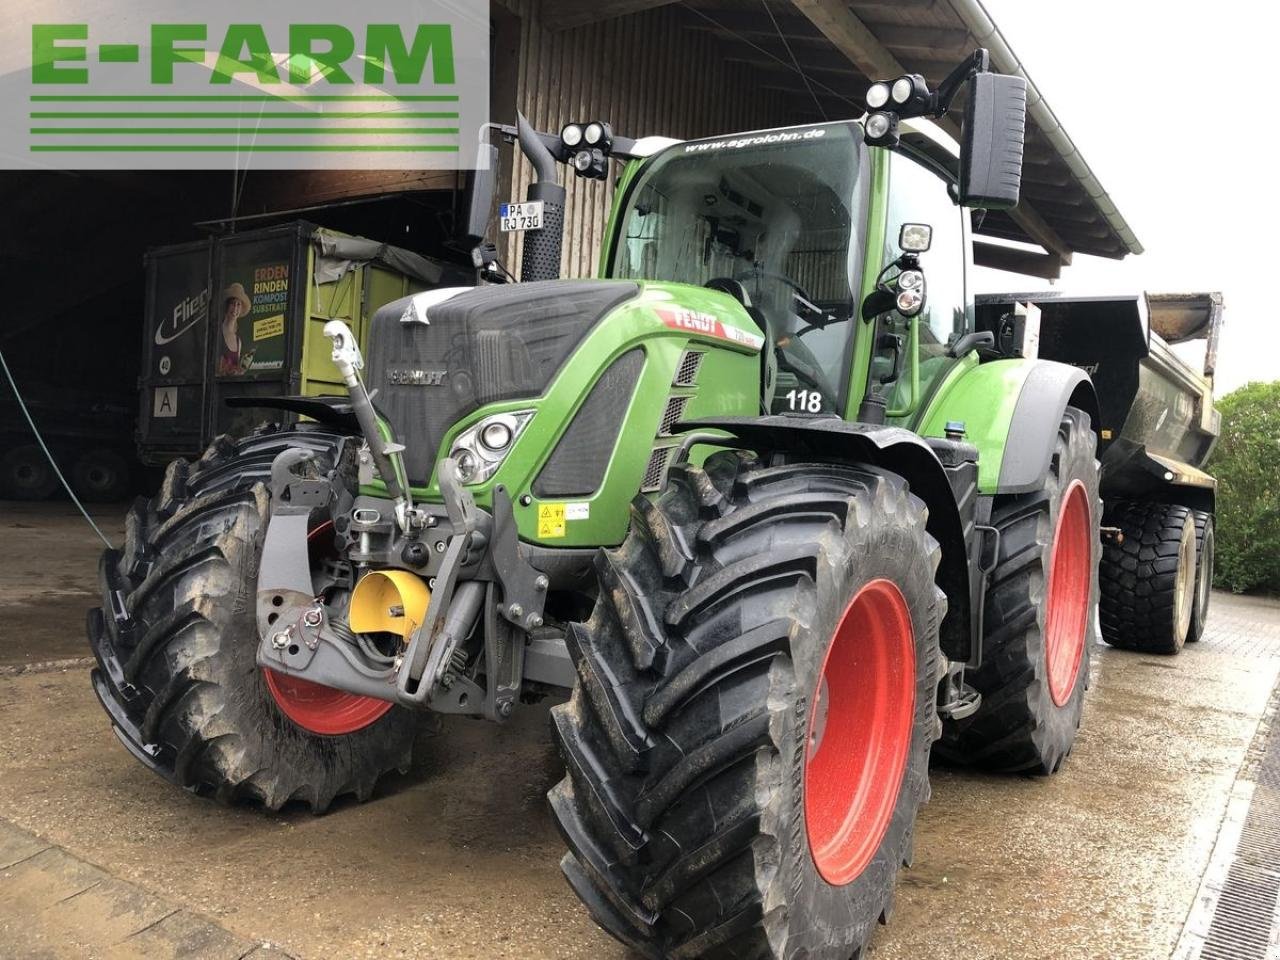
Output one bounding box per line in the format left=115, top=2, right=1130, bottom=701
left=495, top=0, right=812, bottom=279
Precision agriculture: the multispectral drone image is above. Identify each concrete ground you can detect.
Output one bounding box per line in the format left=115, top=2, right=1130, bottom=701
left=2, top=501, right=1279, bottom=960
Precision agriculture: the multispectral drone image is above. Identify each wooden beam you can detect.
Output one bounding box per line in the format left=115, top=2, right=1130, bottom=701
left=973, top=241, right=1062, bottom=280
left=789, top=0, right=1075, bottom=266
left=540, top=0, right=680, bottom=31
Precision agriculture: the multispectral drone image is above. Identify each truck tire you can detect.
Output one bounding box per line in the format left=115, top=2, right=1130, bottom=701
left=937, top=406, right=1100, bottom=774
left=86, top=426, right=415, bottom=812
left=549, top=453, right=946, bottom=960
left=1099, top=501, right=1198, bottom=655
left=71, top=448, right=131, bottom=502
left=2, top=443, right=58, bottom=500
left=1187, top=510, right=1215, bottom=643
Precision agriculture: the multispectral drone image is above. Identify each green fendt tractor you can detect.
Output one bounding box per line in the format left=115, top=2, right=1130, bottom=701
left=87, top=51, right=1216, bottom=959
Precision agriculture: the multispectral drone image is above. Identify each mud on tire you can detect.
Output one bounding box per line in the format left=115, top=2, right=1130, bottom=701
left=87, top=426, right=415, bottom=812
left=549, top=452, right=946, bottom=959
left=937, top=406, right=1100, bottom=774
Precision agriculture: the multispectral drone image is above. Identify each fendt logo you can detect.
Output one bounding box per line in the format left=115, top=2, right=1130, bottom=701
left=0, top=3, right=488, bottom=170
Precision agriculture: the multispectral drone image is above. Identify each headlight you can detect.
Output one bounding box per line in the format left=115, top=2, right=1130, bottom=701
left=449, top=411, right=533, bottom=485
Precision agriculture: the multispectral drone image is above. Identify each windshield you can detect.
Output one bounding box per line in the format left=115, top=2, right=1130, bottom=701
left=609, top=123, right=867, bottom=414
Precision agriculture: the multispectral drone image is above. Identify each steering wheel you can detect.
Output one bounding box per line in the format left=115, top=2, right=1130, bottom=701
left=732, top=270, right=816, bottom=305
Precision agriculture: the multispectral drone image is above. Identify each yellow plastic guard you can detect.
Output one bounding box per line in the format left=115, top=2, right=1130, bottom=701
left=348, top=570, right=431, bottom=644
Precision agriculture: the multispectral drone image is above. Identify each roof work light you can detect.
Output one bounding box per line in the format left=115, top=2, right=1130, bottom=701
left=560, top=121, right=613, bottom=180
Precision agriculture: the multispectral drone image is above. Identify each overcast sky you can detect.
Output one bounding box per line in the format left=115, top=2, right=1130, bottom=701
left=973, top=0, right=1276, bottom=394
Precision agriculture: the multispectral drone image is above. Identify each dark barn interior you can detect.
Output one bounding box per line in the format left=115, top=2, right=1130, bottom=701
left=0, top=0, right=1134, bottom=502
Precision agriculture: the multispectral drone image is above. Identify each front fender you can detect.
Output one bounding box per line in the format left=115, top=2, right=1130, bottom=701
left=918, top=359, right=1100, bottom=495
left=683, top=416, right=973, bottom=662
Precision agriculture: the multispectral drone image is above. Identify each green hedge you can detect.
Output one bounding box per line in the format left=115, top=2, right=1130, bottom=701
left=1208, top=380, right=1280, bottom=594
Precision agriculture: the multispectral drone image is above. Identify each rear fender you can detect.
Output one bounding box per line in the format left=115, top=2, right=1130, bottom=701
left=684, top=416, right=972, bottom=662
left=918, top=359, right=1100, bottom=495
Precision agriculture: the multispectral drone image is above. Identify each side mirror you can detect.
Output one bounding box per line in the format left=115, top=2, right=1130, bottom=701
left=959, top=72, right=1027, bottom=210
left=461, top=142, right=499, bottom=245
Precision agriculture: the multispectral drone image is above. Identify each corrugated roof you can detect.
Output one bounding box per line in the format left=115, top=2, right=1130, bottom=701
left=543, top=0, right=1138, bottom=268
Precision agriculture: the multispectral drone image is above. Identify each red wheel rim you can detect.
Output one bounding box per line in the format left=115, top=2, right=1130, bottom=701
left=1045, top=480, right=1091, bottom=707
left=804, top=578, right=916, bottom=886
left=262, top=521, right=395, bottom=736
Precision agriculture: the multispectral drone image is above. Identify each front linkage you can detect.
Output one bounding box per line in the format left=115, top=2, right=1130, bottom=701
left=254, top=324, right=559, bottom=724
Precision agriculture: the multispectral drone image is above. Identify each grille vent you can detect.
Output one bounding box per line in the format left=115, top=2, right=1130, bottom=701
left=659, top=396, right=691, bottom=437
left=641, top=447, right=673, bottom=493
left=673, top=351, right=704, bottom=387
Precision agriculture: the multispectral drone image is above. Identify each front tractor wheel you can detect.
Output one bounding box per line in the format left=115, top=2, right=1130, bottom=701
left=937, top=406, right=1101, bottom=774
left=87, top=428, right=415, bottom=811
left=549, top=453, right=945, bottom=959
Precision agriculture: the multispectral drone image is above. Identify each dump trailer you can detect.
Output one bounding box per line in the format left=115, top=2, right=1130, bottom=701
left=974, top=291, right=1221, bottom=651
left=137, top=220, right=466, bottom=465
left=87, top=51, right=1218, bottom=960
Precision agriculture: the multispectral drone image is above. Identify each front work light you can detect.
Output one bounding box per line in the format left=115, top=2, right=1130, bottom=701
left=896, top=289, right=924, bottom=316
left=583, top=121, right=612, bottom=149
left=561, top=123, right=584, bottom=148
left=866, top=82, right=891, bottom=109
left=891, top=74, right=930, bottom=111
left=864, top=111, right=898, bottom=147
left=899, top=223, right=933, bottom=252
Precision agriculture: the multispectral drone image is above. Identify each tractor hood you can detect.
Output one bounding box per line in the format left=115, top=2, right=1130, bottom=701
left=366, top=280, right=639, bottom=486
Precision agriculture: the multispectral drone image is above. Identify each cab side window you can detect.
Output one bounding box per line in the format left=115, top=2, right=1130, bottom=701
left=868, top=149, right=969, bottom=420
left=883, top=150, right=968, bottom=353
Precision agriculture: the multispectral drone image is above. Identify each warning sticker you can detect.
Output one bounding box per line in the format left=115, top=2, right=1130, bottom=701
left=537, top=503, right=566, bottom=539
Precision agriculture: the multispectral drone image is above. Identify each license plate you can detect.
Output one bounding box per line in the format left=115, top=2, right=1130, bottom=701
left=499, top=201, right=544, bottom=233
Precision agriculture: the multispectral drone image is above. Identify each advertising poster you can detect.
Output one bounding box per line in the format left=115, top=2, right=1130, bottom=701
left=150, top=246, right=209, bottom=383
left=215, top=239, right=291, bottom=379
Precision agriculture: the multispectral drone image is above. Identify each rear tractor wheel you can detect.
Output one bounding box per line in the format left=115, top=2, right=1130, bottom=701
left=937, top=406, right=1101, bottom=774
left=87, top=427, right=415, bottom=811
left=549, top=452, right=945, bottom=959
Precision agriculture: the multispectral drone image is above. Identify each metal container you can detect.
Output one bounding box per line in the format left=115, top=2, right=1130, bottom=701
left=137, top=221, right=462, bottom=465
left=976, top=291, right=1222, bottom=502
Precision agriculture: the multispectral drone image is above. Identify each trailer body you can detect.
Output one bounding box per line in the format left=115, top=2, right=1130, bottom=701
left=136, top=221, right=464, bottom=465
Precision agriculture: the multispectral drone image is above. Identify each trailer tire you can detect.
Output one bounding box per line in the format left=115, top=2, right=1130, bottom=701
left=86, top=426, right=415, bottom=812
left=1187, top=511, right=1214, bottom=643
left=71, top=448, right=131, bottom=502
left=1099, top=501, right=1198, bottom=655
left=937, top=406, right=1100, bottom=774
left=2, top=443, right=58, bottom=500
left=549, top=453, right=945, bottom=960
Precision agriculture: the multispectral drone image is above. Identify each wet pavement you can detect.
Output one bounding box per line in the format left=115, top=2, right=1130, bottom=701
left=2, top=501, right=1278, bottom=960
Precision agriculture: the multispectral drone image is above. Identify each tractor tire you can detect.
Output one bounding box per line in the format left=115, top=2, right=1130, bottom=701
left=937, top=406, right=1100, bottom=774
left=1, top=443, right=58, bottom=500
left=86, top=426, right=415, bottom=812
left=549, top=452, right=946, bottom=960
left=71, top=448, right=131, bottom=502
left=1187, top=510, right=1215, bottom=643
left=1099, top=500, right=1198, bottom=655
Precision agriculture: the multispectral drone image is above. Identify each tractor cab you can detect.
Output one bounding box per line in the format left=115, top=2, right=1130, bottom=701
left=605, top=121, right=866, bottom=417
left=601, top=118, right=975, bottom=424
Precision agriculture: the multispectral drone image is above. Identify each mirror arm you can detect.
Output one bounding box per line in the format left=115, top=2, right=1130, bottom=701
left=931, top=49, right=990, bottom=119
left=885, top=316, right=921, bottom=419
